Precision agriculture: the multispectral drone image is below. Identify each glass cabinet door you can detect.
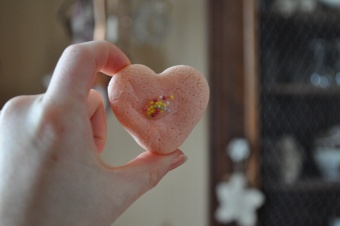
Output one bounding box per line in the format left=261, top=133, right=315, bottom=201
left=259, top=1, right=340, bottom=225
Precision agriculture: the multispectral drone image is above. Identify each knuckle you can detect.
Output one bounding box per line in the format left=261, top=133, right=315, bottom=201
left=37, top=107, right=65, bottom=135
left=0, top=95, right=62, bottom=151
left=29, top=107, right=65, bottom=151
left=89, top=88, right=103, bottom=101
left=147, top=169, right=163, bottom=188
left=1, top=95, right=32, bottom=118
left=64, top=43, right=86, bottom=55
left=63, top=43, right=93, bottom=64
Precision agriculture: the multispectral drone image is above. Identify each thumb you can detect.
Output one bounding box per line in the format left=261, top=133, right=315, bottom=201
left=114, top=149, right=187, bottom=198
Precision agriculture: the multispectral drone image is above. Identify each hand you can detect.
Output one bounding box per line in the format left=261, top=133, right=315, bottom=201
left=0, top=41, right=187, bottom=226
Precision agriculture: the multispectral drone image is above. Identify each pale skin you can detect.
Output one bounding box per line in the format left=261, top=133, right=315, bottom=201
left=0, top=41, right=187, bottom=226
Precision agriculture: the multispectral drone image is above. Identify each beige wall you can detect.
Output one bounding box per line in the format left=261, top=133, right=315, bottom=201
left=0, top=0, right=70, bottom=107
left=0, top=1, right=209, bottom=226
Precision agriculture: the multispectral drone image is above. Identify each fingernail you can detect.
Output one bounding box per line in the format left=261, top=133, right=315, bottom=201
left=169, top=152, right=187, bottom=171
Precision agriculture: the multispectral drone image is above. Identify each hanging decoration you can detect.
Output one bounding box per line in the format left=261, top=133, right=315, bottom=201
left=215, top=138, right=265, bottom=226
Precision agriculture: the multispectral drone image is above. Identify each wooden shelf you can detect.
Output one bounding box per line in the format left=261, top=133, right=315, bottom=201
left=263, top=84, right=340, bottom=96
left=261, top=8, right=340, bottom=28
left=263, top=179, right=340, bottom=192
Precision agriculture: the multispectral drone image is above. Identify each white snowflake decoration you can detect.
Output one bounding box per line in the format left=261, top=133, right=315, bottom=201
left=215, top=173, right=265, bottom=226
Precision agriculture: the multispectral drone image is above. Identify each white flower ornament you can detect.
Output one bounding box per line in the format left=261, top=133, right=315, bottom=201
left=215, top=173, right=265, bottom=226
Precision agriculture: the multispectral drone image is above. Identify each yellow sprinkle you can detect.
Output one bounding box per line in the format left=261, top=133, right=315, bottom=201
left=150, top=101, right=154, bottom=105
left=170, top=95, right=174, bottom=100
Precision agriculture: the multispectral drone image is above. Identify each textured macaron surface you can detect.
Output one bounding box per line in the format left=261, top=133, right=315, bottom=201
left=108, top=64, right=209, bottom=154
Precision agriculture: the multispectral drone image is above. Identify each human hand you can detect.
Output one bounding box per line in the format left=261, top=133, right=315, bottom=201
left=0, top=41, right=187, bottom=226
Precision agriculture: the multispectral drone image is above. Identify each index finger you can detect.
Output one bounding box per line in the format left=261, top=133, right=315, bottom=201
left=45, top=41, right=130, bottom=106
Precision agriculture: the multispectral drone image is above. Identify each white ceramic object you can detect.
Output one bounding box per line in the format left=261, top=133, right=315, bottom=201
left=313, top=148, right=340, bottom=181
left=319, top=0, right=340, bottom=8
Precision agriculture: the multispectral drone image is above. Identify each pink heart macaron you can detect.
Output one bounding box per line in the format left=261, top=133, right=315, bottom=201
left=108, top=64, right=209, bottom=154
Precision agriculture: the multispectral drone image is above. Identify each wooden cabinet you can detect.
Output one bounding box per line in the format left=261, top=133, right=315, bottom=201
left=209, top=0, right=340, bottom=225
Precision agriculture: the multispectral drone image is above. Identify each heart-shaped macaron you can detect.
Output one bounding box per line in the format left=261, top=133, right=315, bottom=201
left=108, top=64, right=209, bottom=154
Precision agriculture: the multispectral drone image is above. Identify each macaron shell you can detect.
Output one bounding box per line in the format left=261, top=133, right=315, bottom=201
left=108, top=64, right=209, bottom=154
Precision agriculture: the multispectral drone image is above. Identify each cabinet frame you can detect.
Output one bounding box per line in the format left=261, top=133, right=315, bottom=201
left=208, top=0, right=260, bottom=225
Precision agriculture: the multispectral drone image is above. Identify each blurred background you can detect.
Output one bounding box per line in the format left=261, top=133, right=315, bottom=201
left=0, top=0, right=208, bottom=226
left=3, top=0, right=340, bottom=226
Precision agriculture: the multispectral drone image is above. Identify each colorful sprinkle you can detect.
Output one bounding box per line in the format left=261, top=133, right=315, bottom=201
left=144, top=95, right=174, bottom=118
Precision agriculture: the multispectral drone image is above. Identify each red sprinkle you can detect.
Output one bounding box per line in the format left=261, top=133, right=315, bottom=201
left=162, top=96, right=167, bottom=100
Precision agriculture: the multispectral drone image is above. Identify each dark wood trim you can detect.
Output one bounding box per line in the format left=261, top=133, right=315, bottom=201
left=208, top=0, right=259, bottom=225
left=243, top=0, right=260, bottom=187
left=208, top=0, right=245, bottom=225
